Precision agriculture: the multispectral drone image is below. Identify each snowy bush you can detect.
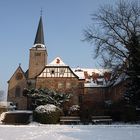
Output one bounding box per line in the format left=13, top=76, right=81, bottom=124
left=68, top=105, right=80, bottom=116
left=33, top=104, right=61, bottom=124
left=35, top=104, right=59, bottom=114
left=69, top=105, right=80, bottom=111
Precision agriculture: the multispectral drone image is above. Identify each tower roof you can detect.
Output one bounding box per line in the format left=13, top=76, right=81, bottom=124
left=34, top=16, right=45, bottom=45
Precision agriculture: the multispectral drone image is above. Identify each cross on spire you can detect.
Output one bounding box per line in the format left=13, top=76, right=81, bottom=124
left=34, top=14, right=45, bottom=45
left=40, top=8, right=43, bottom=16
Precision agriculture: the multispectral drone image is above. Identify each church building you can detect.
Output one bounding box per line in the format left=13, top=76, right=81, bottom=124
left=7, top=16, right=124, bottom=110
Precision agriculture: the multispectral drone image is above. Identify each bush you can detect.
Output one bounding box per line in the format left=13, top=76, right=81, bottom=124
left=68, top=105, right=80, bottom=116
left=33, top=104, right=61, bottom=124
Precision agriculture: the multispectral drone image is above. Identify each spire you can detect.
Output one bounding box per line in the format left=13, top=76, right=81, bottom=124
left=34, top=16, right=45, bottom=45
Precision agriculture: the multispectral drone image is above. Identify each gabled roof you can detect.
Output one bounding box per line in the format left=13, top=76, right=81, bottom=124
left=72, top=68, right=111, bottom=80
left=72, top=67, right=111, bottom=87
left=34, top=16, right=45, bottom=45
left=8, top=65, right=26, bottom=82
left=47, top=57, right=67, bottom=66
left=37, top=57, right=80, bottom=79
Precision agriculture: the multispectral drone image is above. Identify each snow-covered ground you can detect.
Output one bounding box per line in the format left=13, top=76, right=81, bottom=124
left=0, top=124, right=140, bottom=140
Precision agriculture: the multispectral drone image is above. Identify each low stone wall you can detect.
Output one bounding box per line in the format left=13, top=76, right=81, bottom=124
left=1, top=111, right=32, bottom=124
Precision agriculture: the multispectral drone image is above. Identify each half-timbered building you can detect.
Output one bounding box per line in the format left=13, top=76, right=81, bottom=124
left=7, top=16, right=124, bottom=110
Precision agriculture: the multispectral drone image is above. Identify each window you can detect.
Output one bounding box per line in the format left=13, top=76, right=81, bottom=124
left=79, top=94, right=83, bottom=103
left=78, top=82, right=83, bottom=88
left=15, top=86, right=21, bottom=97
left=58, top=82, right=64, bottom=89
left=97, top=80, right=103, bottom=85
left=49, top=68, right=55, bottom=75
left=60, top=68, right=65, bottom=75
left=66, top=82, right=71, bottom=89
left=35, top=52, right=41, bottom=56
left=51, top=70, right=55, bottom=74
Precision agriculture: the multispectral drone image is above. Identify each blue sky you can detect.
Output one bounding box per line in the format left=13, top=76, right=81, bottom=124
left=0, top=0, right=118, bottom=93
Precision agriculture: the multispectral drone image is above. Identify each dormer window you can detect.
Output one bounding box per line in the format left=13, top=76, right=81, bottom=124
left=97, top=80, right=103, bottom=85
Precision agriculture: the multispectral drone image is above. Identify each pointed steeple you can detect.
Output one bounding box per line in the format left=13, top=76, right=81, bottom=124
left=34, top=16, right=45, bottom=45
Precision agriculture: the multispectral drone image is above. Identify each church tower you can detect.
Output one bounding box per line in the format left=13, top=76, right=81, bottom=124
left=28, top=16, right=48, bottom=79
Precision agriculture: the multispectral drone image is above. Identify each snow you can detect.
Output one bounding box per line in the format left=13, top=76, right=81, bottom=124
left=72, top=68, right=111, bottom=79
left=0, top=110, right=33, bottom=122
left=0, top=112, right=5, bottom=122
left=0, top=101, right=16, bottom=109
left=35, top=104, right=59, bottom=114
left=69, top=105, right=80, bottom=111
left=0, top=124, right=140, bottom=140
left=84, top=78, right=107, bottom=87
left=1, top=110, right=32, bottom=114
left=84, top=82, right=106, bottom=87
left=72, top=68, right=111, bottom=87
left=48, top=57, right=67, bottom=66
left=73, top=69, right=84, bottom=80
left=33, top=44, right=46, bottom=48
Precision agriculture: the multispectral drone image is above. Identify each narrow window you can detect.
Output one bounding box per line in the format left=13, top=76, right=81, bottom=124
left=66, top=82, right=71, bottom=89
left=15, top=86, right=21, bottom=97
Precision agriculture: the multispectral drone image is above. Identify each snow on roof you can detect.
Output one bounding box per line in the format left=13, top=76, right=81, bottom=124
left=47, top=57, right=67, bottom=66
left=72, top=67, right=111, bottom=87
left=45, top=57, right=112, bottom=87
left=84, top=82, right=106, bottom=88
left=72, top=67, right=111, bottom=79
left=72, top=67, right=84, bottom=79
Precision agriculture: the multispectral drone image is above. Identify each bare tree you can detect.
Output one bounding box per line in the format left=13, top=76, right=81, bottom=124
left=84, top=0, right=140, bottom=106
left=84, top=0, right=140, bottom=69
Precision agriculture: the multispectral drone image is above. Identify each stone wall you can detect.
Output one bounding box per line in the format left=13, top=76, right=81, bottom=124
left=7, top=67, right=27, bottom=110
left=36, top=77, right=84, bottom=106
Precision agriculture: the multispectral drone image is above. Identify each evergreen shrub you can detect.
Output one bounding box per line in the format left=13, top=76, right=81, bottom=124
left=33, top=104, right=61, bottom=124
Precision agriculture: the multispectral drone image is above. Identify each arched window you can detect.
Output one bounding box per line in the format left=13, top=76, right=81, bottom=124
left=15, top=86, right=21, bottom=97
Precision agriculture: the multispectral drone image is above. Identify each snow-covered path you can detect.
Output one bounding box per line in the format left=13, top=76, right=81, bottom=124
left=0, top=124, right=140, bottom=140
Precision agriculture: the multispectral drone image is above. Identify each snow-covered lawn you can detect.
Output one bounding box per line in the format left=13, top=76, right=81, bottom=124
left=0, top=124, right=140, bottom=140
